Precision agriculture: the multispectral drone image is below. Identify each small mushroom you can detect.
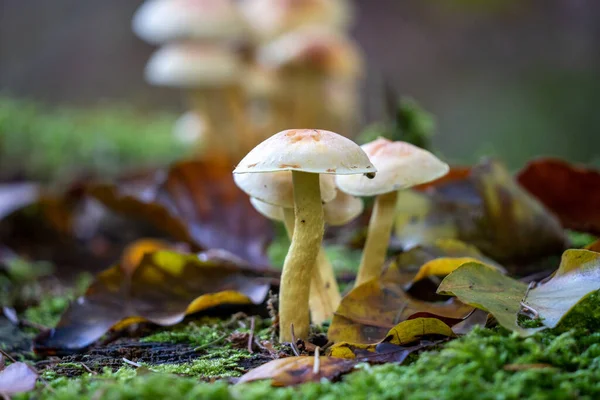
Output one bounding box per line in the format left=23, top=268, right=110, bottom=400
left=132, top=0, right=247, bottom=44
left=234, top=129, right=375, bottom=341
left=336, top=138, right=449, bottom=287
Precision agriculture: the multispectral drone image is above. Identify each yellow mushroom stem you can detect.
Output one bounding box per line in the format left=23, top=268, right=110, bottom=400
left=279, top=171, right=324, bottom=342
left=283, top=208, right=341, bottom=326
left=354, top=190, right=399, bottom=287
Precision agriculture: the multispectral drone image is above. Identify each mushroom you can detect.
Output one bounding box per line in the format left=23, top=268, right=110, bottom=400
left=234, top=129, right=375, bottom=341
left=132, top=0, right=247, bottom=44
left=336, top=138, right=449, bottom=287
left=172, top=111, right=207, bottom=146
left=257, top=26, right=363, bottom=130
left=239, top=0, right=354, bottom=42
left=145, top=43, right=244, bottom=157
left=246, top=186, right=363, bottom=325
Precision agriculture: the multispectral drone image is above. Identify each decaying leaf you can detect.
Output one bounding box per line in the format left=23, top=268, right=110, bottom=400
left=88, top=160, right=274, bottom=266
left=0, top=359, right=38, bottom=396
left=237, top=356, right=356, bottom=386
left=329, top=318, right=454, bottom=360
left=395, top=160, right=567, bottom=269
left=523, top=249, right=600, bottom=328
left=34, top=248, right=274, bottom=353
left=517, top=158, right=600, bottom=235
left=436, top=262, right=536, bottom=335
left=586, top=239, right=600, bottom=253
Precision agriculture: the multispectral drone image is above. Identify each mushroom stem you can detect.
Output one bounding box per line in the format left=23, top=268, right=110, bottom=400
left=283, top=208, right=341, bottom=325
left=354, top=190, right=398, bottom=287
left=279, top=171, right=323, bottom=341
left=187, top=89, right=227, bottom=156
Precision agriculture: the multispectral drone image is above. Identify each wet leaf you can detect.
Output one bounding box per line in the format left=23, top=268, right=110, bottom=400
left=0, top=360, right=38, bottom=395
left=437, top=262, right=536, bottom=336
left=237, top=356, right=356, bottom=386
left=88, top=160, right=274, bottom=266
left=329, top=318, right=454, bottom=360
left=523, top=249, right=600, bottom=328
left=517, top=158, right=600, bottom=235
left=33, top=248, right=274, bottom=353
left=395, top=160, right=567, bottom=269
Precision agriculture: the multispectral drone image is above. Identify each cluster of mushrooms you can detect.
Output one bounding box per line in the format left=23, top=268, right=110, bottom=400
left=234, top=129, right=449, bottom=342
left=132, top=0, right=363, bottom=160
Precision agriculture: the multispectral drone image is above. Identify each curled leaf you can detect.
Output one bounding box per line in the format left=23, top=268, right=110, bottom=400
left=237, top=356, right=356, bottom=386
left=517, top=158, right=600, bottom=234
left=523, top=249, right=600, bottom=328
left=34, top=249, right=274, bottom=353
left=0, top=362, right=38, bottom=395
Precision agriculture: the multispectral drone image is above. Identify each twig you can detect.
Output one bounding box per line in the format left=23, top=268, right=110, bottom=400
left=0, top=349, right=17, bottom=363
left=122, top=358, right=142, bottom=368
left=80, top=362, right=97, bottom=375
left=519, top=302, right=539, bottom=319
left=247, top=317, right=255, bottom=354
left=392, top=303, right=408, bottom=325
left=289, top=324, right=300, bottom=356
left=313, top=346, right=320, bottom=375
left=194, top=334, right=228, bottom=351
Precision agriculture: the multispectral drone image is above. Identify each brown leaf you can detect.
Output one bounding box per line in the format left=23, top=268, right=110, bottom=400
left=237, top=356, right=356, bottom=386
left=517, top=158, right=600, bottom=235
left=0, top=361, right=38, bottom=395
left=88, top=160, right=274, bottom=266
left=33, top=248, right=274, bottom=354
left=395, top=159, right=567, bottom=269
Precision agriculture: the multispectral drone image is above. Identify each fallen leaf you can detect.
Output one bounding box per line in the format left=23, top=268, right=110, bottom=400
left=395, top=159, right=567, bottom=269
left=517, top=158, right=600, bottom=235
left=88, top=159, right=274, bottom=266
left=237, top=356, right=356, bottom=386
left=0, top=183, right=39, bottom=220
left=0, top=361, right=38, bottom=395
left=412, top=257, right=492, bottom=283
left=328, top=277, right=473, bottom=344
left=523, top=249, right=600, bottom=328
left=329, top=318, right=454, bottom=360
left=33, top=248, right=274, bottom=354
left=436, top=262, right=537, bottom=336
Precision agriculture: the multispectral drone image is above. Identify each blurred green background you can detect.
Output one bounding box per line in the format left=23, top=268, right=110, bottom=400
left=1, top=0, right=599, bottom=181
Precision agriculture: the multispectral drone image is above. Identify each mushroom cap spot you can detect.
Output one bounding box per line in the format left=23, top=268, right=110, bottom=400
left=234, top=171, right=336, bottom=208
left=323, top=190, right=363, bottom=226
left=233, top=129, right=375, bottom=175
left=145, top=43, right=241, bottom=88
left=249, top=197, right=285, bottom=221
left=133, top=0, right=247, bottom=44
left=336, top=138, right=449, bottom=197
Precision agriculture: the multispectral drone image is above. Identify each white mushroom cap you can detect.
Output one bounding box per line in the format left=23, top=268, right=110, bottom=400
left=323, top=190, right=363, bottom=226
left=249, top=197, right=284, bottom=221
left=172, top=111, right=206, bottom=145
left=257, top=26, right=363, bottom=78
left=145, top=44, right=242, bottom=88
left=336, top=138, right=449, bottom=197
left=240, top=0, right=353, bottom=41
left=234, top=171, right=337, bottom=208
left=233, top=129, right=376, bottom=175
left=132, top=0, right=247, bottom=44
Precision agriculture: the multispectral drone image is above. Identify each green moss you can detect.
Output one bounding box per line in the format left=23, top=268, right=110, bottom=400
left=566, top=230, right=597, bottom=248
left=0, top=96, right=185, bottom=181
left=140, top=318, right=227, bottom=347
left=151, top=348, right=250, bottom=378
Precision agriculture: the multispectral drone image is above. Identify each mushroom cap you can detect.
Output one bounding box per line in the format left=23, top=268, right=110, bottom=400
left=240, top=0, right=353, bottom=41
left=323, top=190, right=363, bottom=226
left=233, top=129, right=376, bottom=175
left=172, top=111, right=206, bottom=145
left=132, top=0, right=247, bottom=44
left=257, top=26, right=363, bottom=78
left=336, top=138, right=449, bottom=196
left=249, top=197, right=284, bottom=221
left=234, top=171, right=337, bottom=208
left=145, top=44, right=242, bottom=88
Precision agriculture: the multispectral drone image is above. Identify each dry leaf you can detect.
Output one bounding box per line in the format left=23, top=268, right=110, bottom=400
left=517, top=158, right=600, bottom=234
left=237, top=356, right=356, bottom=386
left=34, top=248, right=274, bottom=354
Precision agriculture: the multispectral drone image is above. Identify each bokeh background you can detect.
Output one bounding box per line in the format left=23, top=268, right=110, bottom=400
left=1, top=0, right=599, bottom=181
